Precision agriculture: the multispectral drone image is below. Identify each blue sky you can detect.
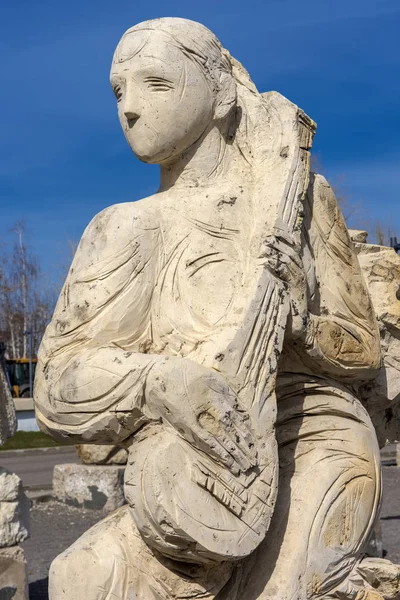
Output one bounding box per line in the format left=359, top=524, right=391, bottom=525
left=1, top=0, right=399, bottom=282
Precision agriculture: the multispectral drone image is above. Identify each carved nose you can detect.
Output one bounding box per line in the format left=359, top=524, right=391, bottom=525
left=123, top=82, right=141, bottom=124
left=124, top=109, right=140, bottom=124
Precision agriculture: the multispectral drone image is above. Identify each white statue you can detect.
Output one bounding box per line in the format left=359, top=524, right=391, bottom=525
left=34, top=18, right=400, bottom=599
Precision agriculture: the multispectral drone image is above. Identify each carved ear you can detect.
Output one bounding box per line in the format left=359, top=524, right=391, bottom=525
left=214, top=73, right=237, bottom=121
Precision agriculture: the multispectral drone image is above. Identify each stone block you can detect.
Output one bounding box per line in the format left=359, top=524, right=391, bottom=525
left=75, top=444, right=128, bottom=465
left=0, top=545, right=28, bottom=600
left=53, top=463, right=125, bottom=512
left=0, top=469, right=29, bottom=548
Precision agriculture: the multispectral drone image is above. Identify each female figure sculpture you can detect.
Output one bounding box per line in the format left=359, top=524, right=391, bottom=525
left=34, top=18, right=399, bottom=600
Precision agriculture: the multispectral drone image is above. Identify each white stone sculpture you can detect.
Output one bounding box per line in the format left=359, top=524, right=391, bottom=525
left=0, top=350, right=16, bottom=446
left=33, top=18, right=400, bottom=600
left=0, top=469, right=29, bottom=548
left=0, top=352, right=29, bottom=598
left=352, top=234, right=400, bottom=447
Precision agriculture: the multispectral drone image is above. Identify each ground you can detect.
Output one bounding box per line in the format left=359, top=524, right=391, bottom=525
left=21, top=466, right=400, bottom=600
left=23, top=502, right=103, bottom=600
left=380, top=466, right=400, bottom=563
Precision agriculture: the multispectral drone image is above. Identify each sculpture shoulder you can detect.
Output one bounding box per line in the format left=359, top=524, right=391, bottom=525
left=82, top=199, right=158, bottom=247
left=73, top=198, right=160, bottom=273
left=308, top=173, right=344, bottom=231
left=45, top=198, right=161, bottom=344
left=306, top=173, right=355, bottom=266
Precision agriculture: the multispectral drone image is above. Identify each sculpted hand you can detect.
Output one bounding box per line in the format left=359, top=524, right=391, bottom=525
left=262, top=235, right=308, bottom=339
left=145, top=357, right=257, bottom=476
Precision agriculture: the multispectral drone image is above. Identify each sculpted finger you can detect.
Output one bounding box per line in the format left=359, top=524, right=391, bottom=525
left=171, top=417, right=240, bottom=475
left=198, top=433, right=241, bottom=475
left=217, top=431, right=256, bottom=473
left=215, top=397, right=257, bottom=461
left=192, top=414, right=243, bottom=474
left=227, top=417, right=257, bottom=468
left=196, top=408, right=255, bottom=473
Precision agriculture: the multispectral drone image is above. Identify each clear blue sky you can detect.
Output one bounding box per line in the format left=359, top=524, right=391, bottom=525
left=1, top=0, right=399, bottom=282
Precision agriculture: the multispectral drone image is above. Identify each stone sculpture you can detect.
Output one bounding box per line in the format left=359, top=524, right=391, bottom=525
left=33, top=18, right=400, bottom=599
left=352, top=233, right=400, bottom=448
left=0, top=349, right=16, bottom=447
left=0, top=351, right=29, bottom=599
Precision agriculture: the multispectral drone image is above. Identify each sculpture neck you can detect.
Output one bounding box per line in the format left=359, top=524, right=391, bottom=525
left=158, top=124, right=232, bottom=192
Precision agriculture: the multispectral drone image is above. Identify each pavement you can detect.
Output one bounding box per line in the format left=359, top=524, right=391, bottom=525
left=0, top=447, right=78, bottom=489
left=23, top=501, right=103, bottom=600
left=380, top=465, right=400, bottom=563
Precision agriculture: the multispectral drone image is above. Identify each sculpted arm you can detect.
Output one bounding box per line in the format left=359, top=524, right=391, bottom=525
left=302, top=174, right=381, bottom=379
left=34, top=205, right=160, bottom=443
left=34, top=206, right=254, bottom=474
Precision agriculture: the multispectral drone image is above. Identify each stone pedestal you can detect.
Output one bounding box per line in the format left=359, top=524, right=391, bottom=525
left=0, top=545, right=28, bottom=600
left=53, top=463, right=125, bottom=512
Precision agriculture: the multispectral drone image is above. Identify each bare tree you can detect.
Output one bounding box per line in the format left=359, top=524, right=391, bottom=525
left=10, top=222, right=33, bottom=356
left=0, top=252, right=17, bottom=357
left=0, top=222, right=55, bottom=359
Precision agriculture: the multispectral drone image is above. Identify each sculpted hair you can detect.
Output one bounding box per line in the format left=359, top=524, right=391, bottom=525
left=113, top=18, right=232, bottom=97
left=112, top=17, right=270, bottom=169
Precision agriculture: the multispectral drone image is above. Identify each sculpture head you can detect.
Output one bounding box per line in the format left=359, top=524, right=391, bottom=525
left=110, top=18, right=237, bottom=164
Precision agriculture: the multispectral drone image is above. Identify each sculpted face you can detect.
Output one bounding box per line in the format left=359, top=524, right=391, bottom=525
left=110, top=31, right=214, bottom=164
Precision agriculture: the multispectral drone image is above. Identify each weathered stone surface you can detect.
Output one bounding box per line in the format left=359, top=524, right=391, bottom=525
left=0, top=354, right=16, bottom=446
left=0, top=353, right=28, bottom=598
left=0, top=545, right=28, bottom=600
left=33, top=16, right=399, bottom=600
left=0, top=469, right=29, bottom=548
left=76, top=444, right=127, bottom=465
left=357, top=558, right=400, bottom=599
left=353, top=238, right=400, bottom=447
left=348, top=228, right=368, bottom=243
left=53, top=463, right=125, bottom=512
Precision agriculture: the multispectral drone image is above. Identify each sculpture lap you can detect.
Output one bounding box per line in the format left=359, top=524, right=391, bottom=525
left=220, top=378, right=381, bottom=600
left=50, top=378, right=381, bottom=600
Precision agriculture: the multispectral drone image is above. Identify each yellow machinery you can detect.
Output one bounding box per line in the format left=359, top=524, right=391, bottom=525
left=6, top=358, right=37, bottom=398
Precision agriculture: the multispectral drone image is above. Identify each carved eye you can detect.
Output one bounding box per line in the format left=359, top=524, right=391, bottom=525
left=113, top=85, right=123, bottom=103
left=144, top=77, right=174, bottom=92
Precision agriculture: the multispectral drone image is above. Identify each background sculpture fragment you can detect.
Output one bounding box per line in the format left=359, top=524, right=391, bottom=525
left=32, top=17, right=400, bottom=600
left=353, top=235, right=400, bottom=447
left=0, top=348, right=16, bottom=446
left=0, top=346, right=30, bottom=598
